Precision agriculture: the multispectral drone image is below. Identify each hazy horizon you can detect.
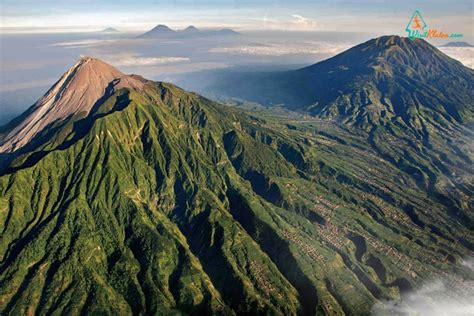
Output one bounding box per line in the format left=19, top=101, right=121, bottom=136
left=0, top=30, right=369, bottom=124
left=1, top=0, right=473, bottom=37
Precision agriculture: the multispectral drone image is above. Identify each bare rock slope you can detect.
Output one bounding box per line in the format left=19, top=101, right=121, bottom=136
left=0, top=57, right=144, bottom=153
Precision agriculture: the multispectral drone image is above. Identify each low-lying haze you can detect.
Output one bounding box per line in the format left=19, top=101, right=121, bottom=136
left=0, top=28, right=472, bottom=125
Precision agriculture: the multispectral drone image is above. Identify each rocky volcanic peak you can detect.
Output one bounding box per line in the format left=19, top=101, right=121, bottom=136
left=0, top=57, right=145, bottom=153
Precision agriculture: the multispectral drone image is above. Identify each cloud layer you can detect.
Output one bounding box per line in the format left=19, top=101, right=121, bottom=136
left=290, top=14, right=318, bottom=29
left=209, top=43, right=349, bottom=56
left=49, top=39, right=107, bottom=48
left=108, top=55, right=190, bottom=67
left=439, top=47, right=474, bottom=68
left=372, top=258, right=474, bottom=316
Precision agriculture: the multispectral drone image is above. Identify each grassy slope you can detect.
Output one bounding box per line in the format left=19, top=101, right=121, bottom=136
left=0, top=82, right=473, bottom=315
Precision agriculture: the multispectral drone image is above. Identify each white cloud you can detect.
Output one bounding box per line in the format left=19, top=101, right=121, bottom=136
left=439, top=47, right=474, bottom=68
left=103, top=54, right=190, bottom=67
left=372, top=259, right=474, bottom=316
left=257, top=14, right=318, bottom=31
left=209, top=43, right=349, bottom=56
left=461, top=257, right=474, bottom=270
left=291, top=14, right=318, bottom=29
left=49, top=39, right=111, bottom=49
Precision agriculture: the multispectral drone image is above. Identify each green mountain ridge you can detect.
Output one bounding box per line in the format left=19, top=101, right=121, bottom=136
left=206, top=36, right=474, bottom=135
left=0, top=37, right=473, bottom=315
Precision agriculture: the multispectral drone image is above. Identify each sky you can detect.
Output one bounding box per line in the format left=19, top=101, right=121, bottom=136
left=1, top=0, right=473, bottom=37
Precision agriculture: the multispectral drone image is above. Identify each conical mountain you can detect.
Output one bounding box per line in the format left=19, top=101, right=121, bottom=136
left=151, top=24, right=174, bottom=32
left=0, top=55, right=472, bottom=315
left=138, top=24, right=239, bottom=39
left=0, top=57, right=145, bottom=153
left=100, top=27, right=119, bottom=33
left=139, top=24, right=176, bottom=38
left=208, top=35, right=474, bottom=132
left=183, top=25, right=199, bottom=33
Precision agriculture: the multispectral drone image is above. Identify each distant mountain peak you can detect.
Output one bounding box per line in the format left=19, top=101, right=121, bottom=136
left=151, top=24, right=175, bottom=32
left=101, top=27, right=119, bottom=33
left=138, top=24, right=239, bottom=38
left=216, top=28, right=240, bottom=35
left=0, top=57, right=145, bottom=153
left=440, top=41, right=474, bottom=47
left=138, top=24, right=176, bottom=38
left=184, top=25, right=199, bottom=32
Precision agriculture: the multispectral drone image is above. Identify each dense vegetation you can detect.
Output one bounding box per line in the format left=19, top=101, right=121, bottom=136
left=0, top=35, right=473, bottom=315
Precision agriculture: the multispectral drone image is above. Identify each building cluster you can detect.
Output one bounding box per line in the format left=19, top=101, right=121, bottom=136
left=315, top=222, right=349, bottom=250
left=249, top=260, right=275, bottom=297
left=321, top=301, right=336, bottom=315
left=312, top=195, right=340, bottom=220
left=282, top=230, right=326, bottom=265
left=360, top=192, right=420, bottom=231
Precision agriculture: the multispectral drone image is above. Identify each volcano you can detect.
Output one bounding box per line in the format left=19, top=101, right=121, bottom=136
left=0, top=57, right=145, bottom=153
left=0, top=39, right=473, bottom=315
left=207, top=35, right=474, bottom=132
